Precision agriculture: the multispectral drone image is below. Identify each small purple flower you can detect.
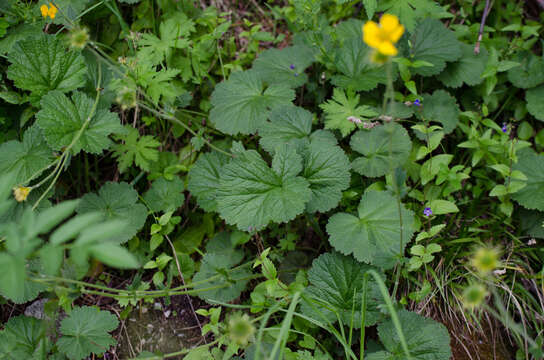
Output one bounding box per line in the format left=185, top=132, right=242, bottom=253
left=289, top=64, right=295, bottom=70
left=501, top=123, right=508, bottom=133
left=423, top=207, right=432, bottom=217
left=413, top=99, right=421, bottom=107
left=294, top=72, right=299, bottom=77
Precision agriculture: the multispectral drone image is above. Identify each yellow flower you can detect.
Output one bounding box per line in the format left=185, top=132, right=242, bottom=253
left=40, top=4, right=49, bottom=18
left=40, top=3, right=57, bottom=20
left=48, top=3, right=58, bottom=19
left=362, top=14, right=404, bottom=56
left=13, top=186, right=31, bottom=202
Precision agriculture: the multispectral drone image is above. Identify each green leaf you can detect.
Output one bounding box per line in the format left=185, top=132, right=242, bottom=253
left=187, top=151, right=231, bottom=212
left=331, top=38, right=388, bottom=92
left=0, top=125, right=54, bottom=183
left=363, top=0, right=377, bottom=19
left=215, top=145, right=311, bottom=231
left=512, top=148, right=544, bottom=211
left=377, top=0, right=445, bottom=31
left=421, top=90, right=459, bottom=134
left=36, top=91, right=122, bottom=155
left=319, top=88, right=379, bottom=137
left=438, top=43, right=489, bottom=88
left=258, top=105, right=313, bottom=155
left=112, top=126, right=161, bottom=173
left=0, top=254, right=25, bottom=303
left=326, top=191, right=415, bottom=269
left=519, top=209, right=544, bottom=239
left=57, top=306, right=119, bottom=360
left=507, top=51, right=544, bottom=89
left=89, top=243, right=140, bottom=269
left=210, top=70, right=295, bottom=135
left=409, top=19, right=462, bottom=77
left=137, top=15, right=193, bottom=65
left=143, top=176, right=185, bottom=213
left=350, top=123, right=412, bottom=178
left=77, top=182, right=147, bottom=243
left=0, top=316, right=48, bottom=359
left=366, top=310, right=452, bottom=360
left=526, top=84, right=544, bottom=121
left=252, top=45, right=314, bottom=88
left=427, top=199, right=459, bottom=215
left=50, top=212, right=104, bottom=245
left=7, top=34, right=86, bottom=99
left=301, top=252, right=384, bottom=328
left=301, top=141, right=351, bottom=213
left=192, top=253, right=251, bottom=303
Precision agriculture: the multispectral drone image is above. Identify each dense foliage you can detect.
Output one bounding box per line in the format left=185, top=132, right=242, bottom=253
left=0, top=0, right=543, bottom=359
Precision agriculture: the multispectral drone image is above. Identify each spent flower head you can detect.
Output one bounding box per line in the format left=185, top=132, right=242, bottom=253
left=227, top=313, right=255, bottom=347
left=363, top=14, right=404, bottom=57
left=471, top=246, right=501, bottom=274
left=69, top=27, right=89, bottom=49
left=13, top=186, right=31, bottom=202
left=462, top=284, right=488, bottom=310
left=40, top=3, right=57, bottom=20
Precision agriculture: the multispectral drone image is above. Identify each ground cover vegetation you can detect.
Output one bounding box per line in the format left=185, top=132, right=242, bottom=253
left=0, top=0, right=543, bottom=359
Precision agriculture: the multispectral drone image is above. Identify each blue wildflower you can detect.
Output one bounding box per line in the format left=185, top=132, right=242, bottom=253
left=413, top=99, right=421, bottom=107
left=423, top=207, right=432, bottom=217
left=294, top=72, right=299, bottom=77
left=289, top=64, right=295, bottom=70
left=501, top=123, right=508, bottom=133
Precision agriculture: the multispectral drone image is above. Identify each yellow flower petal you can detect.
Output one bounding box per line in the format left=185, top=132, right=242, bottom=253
left=378, top=41, right=398, bottom=56
left=48, top=3, right=57, bottom=19
left=389, top=23, right=404, bottom=43
left=362, top=21, right=381, bottom=49
left=40, top=4, right=49, bottom=18
left=380, top=14, right=404, bottom=43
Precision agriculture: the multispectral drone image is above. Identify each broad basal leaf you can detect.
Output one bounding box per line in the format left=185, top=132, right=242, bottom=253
left=326, top=190, right=415, bottom=269
left=350, top=122, right=412, bottom=178
left=512, top=148, right=544, bottom=211
left=0, top=315, right=48, bottom=359
left=0, top=125, right=53, bottom=183
left=216, top=145, right=311, bottom=231
left=143, top=176, right=185, bottom=213
left=331, top=38, right=388, bottom=92
left=526, top=84, right=544, bottom=121
left=57, top=306, right=119, bottom=360
left=519, top=209, right=544, bottom=239
left=193, top=252, right=251, bottom=303
left=319, top=88, right=379, bottom=137
left=438, top=43, right=489, bottom=88
left=7, top=34, right=86, bottom=98
left=366, top=310, right=451, bottom=360
left=409, top=19, right=462, bottom=77
left=252, top=45, right=314, bottom=88
left=187, top=151, right=231, bottom=212
left=77, top=182, right=147, bottom=243
left=301, top=252, right=383, bottom=328
left=507, top=51, right=544, bottom=89
left=301, top=141, right=351, bottom=213
left=36, top=91, right=123, bottom=155
left=421, top=89, right=459, bottom=134
left=210, top=70, right=295, bottom=135
left=259, top=105, right=313, bottom=154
